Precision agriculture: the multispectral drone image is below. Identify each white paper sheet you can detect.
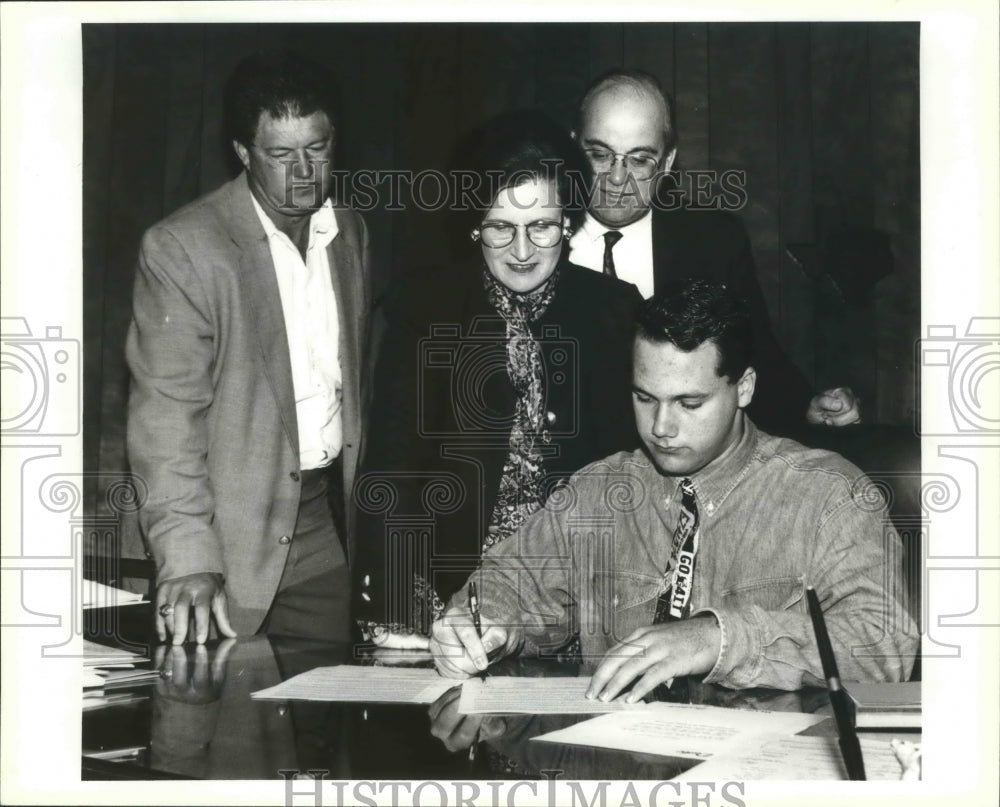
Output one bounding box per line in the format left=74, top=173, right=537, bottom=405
left=250, top=665, right=458, bottom=704
left=458, top=676, right=646, bottom=715
left=82, top=579, right=145, bottom=609
left=672, top=732, right=906, bottom=780
left=531, top=702, right=825, bottom=759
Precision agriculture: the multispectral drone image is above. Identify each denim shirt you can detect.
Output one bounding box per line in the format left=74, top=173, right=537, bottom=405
left=463, top=419, right=917, bottom=689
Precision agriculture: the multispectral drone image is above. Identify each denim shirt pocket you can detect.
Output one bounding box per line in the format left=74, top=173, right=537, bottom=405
left=719, top=576, right=805, bottom=612
left=591, top=570, right=662, bottom=646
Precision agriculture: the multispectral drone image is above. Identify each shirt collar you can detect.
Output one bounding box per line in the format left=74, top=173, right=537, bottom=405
left=579, top=209, right=653, bottom=243
left=250, top=194, right=339, bottom=246
left=662, top=417, right=760, bottom=517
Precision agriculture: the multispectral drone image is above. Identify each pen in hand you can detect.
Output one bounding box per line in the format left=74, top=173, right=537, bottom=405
left=467, top=581, right=492, bottom=677
left=467, top=581, right=486, bottom=763
left=468, top=580, right=483, bottom=643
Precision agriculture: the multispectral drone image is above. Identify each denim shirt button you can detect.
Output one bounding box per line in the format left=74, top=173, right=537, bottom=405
left=706, top=502, right=715, bottom=515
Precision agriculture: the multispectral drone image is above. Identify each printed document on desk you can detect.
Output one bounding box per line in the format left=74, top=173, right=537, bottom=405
left=251, top=666, right=458, bottom=704
left=459, top=676, right=646, bottom=715
left=673, top=733, right=905, bottom=780
left=532, top=702, right=825, bottom=760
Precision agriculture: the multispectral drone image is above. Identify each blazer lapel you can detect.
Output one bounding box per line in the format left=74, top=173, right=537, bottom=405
left=651, top=209, right=677, bottom=297
left=327, top=211, right=363, bottom=506
left=225, top=174, right=299, bottom=458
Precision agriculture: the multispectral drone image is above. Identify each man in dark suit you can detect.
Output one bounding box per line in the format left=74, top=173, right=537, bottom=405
left=126, top=51, right=372, bottom=645
left=569, top=68, right=860, bottom=433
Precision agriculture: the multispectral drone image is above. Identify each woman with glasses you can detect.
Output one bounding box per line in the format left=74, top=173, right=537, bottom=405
left=353, top=111, right=642, bottom=648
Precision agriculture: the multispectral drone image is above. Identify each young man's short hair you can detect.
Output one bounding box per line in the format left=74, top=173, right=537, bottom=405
left=635, top=279, right=754, bottom=382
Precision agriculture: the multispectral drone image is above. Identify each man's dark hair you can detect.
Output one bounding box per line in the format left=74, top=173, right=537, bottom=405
left=576, top=68, right=678, bottom=156
left=224, top=49, right=340, bottom=148
left=635, top=280, right=754, bottom=382
left=454, top=109, right=592, bottom=232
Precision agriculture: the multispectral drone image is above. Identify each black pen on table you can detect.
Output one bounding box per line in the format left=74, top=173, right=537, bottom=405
left=806, top=586, right=866, bottom=781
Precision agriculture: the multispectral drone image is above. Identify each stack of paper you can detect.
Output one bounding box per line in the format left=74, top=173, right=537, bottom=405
left=86, top=667, right=161, bottom=690
left=82, top=639, right=156, bottom=710
left=83, top=639, right=147, bottom=668
left=83, top=692, right=149, bottom=712
left=82, top=579, right=146, bottom=609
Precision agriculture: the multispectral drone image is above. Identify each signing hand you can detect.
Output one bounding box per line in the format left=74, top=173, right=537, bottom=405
left=154, top=637, right=237, bottom=704
left=586, top=615, right=722, bottom=703
left=806, top=387, right=862, bottom=427
left=430, top=604, right=512, bottom=679
left=155, top=572, right=237, bottom=645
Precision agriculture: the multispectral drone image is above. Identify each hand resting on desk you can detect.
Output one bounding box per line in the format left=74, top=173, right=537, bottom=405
left=155, top=572, right=237, bottom=645
left=430, top=604, right=516, bottom=678
left=586, top=615, right=722, bottom=704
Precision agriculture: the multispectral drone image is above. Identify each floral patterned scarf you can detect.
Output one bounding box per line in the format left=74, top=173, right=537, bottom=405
left=481, top=263, right=560, bottom=551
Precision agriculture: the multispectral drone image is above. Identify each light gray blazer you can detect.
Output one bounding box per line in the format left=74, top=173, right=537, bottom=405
left=126, top=172, right=372, bottom=633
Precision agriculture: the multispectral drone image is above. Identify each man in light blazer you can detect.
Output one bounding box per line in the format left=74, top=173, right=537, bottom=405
left=126, top=51, right=372, bottom=644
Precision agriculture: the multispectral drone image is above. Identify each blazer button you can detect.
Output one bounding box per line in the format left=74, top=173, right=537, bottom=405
left=276, top=704, right=288, bottom=716
left=278, top=535, right=291, bottom=545
left=289, top=471, right=300, bottom=482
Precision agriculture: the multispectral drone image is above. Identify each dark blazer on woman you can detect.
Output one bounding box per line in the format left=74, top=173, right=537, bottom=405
left=353, top=259, right=642, bottom=629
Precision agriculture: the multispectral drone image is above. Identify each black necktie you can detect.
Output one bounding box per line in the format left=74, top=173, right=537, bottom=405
left=602, top=230, right=623, bottom=278
left=653, top=478, right=700, bottom=623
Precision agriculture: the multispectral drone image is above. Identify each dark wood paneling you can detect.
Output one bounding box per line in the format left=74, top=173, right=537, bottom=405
left=673, top=24, right=709, bottom=172
left=162, top=26, right=208, bottom=215
left=870, top=23, right=921, bottom=425
left=96, top=26, right=172, bottom=519
left=588, top=23, right=624, bottom=77
left=810, top=23, right=877, bottom=407
left=398, top=26, right=462, bottom=272
left=710, top=24, right=783, bottom=323
left=776, top=23, right=817, bottom=383
left=533, top=24, right=592, bottom=132
left=624, top=23, right=676, bottom=97
left=355, top=25, right=403, bottom=299
left=82, top=24, right=117, bottom=516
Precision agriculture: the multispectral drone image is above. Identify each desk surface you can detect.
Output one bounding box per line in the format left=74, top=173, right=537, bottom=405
left=82, top=608, right=908, bottom=781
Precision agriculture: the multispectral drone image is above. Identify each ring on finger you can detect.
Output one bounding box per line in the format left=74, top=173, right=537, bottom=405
left=159, top=603, right=174, bottom=617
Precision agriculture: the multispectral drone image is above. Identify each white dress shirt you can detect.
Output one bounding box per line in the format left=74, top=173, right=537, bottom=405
left=251, top=197, right=342, bottom=470
left=568, top=210, right=656, bottom=300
